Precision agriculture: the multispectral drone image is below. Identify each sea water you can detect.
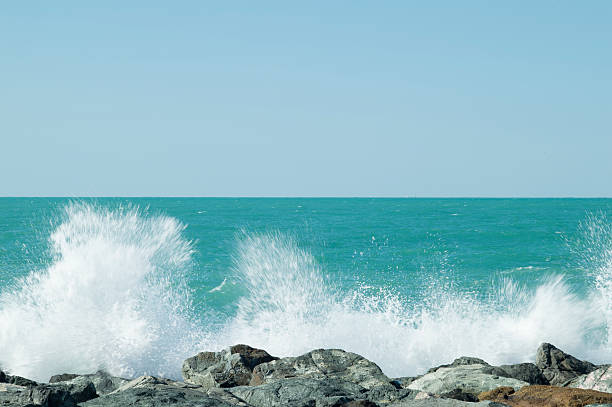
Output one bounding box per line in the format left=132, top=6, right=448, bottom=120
left=0, top=198, right=611, bottom=382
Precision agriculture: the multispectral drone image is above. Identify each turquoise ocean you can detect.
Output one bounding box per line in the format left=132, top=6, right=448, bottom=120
left=1, top=198, right=611, bottom=382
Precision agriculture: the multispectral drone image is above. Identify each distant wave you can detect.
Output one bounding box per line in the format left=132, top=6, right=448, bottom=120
left=0, top=203, right=611, bottom=381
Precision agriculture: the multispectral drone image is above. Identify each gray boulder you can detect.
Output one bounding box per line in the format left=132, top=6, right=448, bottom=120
left=227, top=377, right=367, bottom=407
left=50, top=371, right=129, bottom=396
left=407, top=363, right=527, bottom=397
left=497, top=362, right=548, bottom=385
left=567, top=365, right=612, bottom=393
left=427, top=357, right=508, bottom=377
left=535, top=342, right=598, bottom=386
left=182, top=344, right=277, bottom=389
left=429, top=357, right=490, bottom=372
left=2, top=373, right=38, bottom=386
left=0, top=379, right=97, bottom=407
left=50, top=374, right=81, bottom=383
left=80, top=375, right=239, bottom=406
left=250, top=348, right=392, bottom=390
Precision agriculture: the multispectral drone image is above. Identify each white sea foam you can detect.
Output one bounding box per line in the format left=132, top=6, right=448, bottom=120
left=222, top=233, right=607, bottom=377
left=0, top=203, right=204, bottom=381
left=1, top=204, right=611, bottom=381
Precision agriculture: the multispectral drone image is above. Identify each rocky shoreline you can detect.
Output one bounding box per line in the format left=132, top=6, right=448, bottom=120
left=2, top=343, right=612, bottom=406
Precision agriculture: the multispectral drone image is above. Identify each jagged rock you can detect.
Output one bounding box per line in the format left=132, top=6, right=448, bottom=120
left=182, top=344, right=277, bottom=389
left=227, top=377, right=367, bottom=407
left=55, top=371, right=129, bottom=396
left=407, top=363, right=528, bottom=397
left=568, top=365, right=612, bottom=393
left=80, top=375, right=239, bottom=406
left=536, top=343, right=598, bottom=386
left=0, top=379, right=97, bottom=407
left=497, top=363, right=548, bottom=385
left=479, top=384, right=612, bottom=407
left=250, top=348, right=392, bottom=390
left=4, top=374, right=38, bottom=386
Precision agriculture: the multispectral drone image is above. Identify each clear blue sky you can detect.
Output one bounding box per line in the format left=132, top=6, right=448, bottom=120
left=1, top=2, right=611, bottom=197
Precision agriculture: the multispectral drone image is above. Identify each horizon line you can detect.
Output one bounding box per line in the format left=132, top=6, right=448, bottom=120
left=2, top=196, right=612, bottom=199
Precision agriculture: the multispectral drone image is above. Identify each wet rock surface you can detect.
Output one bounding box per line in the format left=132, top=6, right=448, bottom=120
left=182, top=344, right=277, bottom=389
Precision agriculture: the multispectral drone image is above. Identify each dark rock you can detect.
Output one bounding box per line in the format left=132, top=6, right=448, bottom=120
left=50, top=374, right=80, bottom=383
left=440, top=388, right=479, bottom=402
left=182, top=344, right=277, bottom=389
left=535, top=343, right=598, bottom=386
left=497, top=363, right=548, bottom=385
left=0, top=371, right=6, bottom=383
left=0, top=380, right=97, bottom=407
left=392, top=377, right=418, bottom=388
left=449, top=357, right=490, bottom=367
left=227, top=377, right=367, bottom=407
left=250, top=348, right=392, bottom=390
left=6, top=375, right=38, bottom=387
